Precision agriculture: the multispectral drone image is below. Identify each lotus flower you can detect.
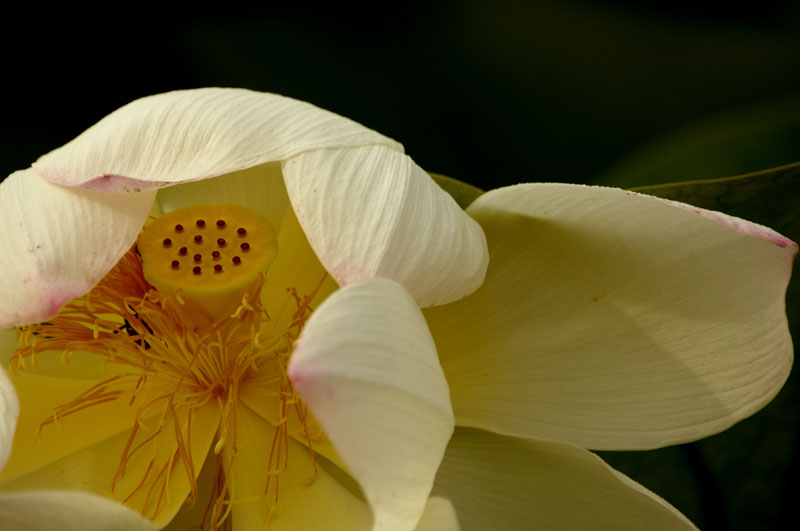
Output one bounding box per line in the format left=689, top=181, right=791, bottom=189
left=0, top=88, right=794, bottom=531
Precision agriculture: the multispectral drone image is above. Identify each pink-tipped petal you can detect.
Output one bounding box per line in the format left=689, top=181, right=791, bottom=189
left=24, top=88, right=487, bottom=310
left=425, top=183, right=795, bottom=450
left=289, top=278, right=454, bottom=531
left=658, top=196, right=797, bottom=249
left=0, top=170, right=155, bottom=328
left=33, top=88, right=401, bottom=191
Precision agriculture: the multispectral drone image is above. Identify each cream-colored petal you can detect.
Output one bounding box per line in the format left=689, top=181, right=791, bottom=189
left=34, top=88, right=401, bottom=191
left=289, top=278, right=454, bottom=531
left=282, top=145, right=488, bottom=307
left=425, top=184, right=796, bottom=450
left=155, top=162, right=291, bottom=233
left=224, top=404, right=371, bottom=531
left=255, top=185, right=339, bottom=333
left=0, top=169, right=156, bottom=328
left=0, top=490, right=157, bottom=531
left=0, top=367, right=18, bottom=470
left=414, top=497, right=460, bottom=531
left=433, top=428, right=697, bottom=531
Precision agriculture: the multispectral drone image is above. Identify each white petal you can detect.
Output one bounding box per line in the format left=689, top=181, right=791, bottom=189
left=154, top=162, right=291, bottom=233
left=282, top=145, right=488, bottom=306
left=288, top=279, right=455, bottom=531
left=433, top=428, right=696, bottom=531
left=424, top=184, right=796, bottom=450
left=414, top=497, right=460, bottom=531
left=34, top=88, right=401, bottom=191
left=0, top=169, right=156, bottom=328
left=0, top=490, right=157, bottom=531
left=0, top=366, right=18, bottom=470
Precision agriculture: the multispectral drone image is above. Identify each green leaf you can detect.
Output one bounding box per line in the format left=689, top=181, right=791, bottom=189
left=596, top=98, right=800, bottom=189
left=429, top=172, right=484, bottom=209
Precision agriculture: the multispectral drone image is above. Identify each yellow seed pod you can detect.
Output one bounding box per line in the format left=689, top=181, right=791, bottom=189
left=137, top=203, right=278, bottom=324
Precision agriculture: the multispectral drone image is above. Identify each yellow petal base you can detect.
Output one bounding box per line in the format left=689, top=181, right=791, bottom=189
left=4, top=204, right=341, bottom=530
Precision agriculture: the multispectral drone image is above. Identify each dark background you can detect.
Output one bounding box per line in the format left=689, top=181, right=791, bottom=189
left=3, top=1, right=799, bottom=529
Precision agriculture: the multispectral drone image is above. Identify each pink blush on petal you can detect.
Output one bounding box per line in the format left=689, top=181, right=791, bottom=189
left=44, top=286, right=80, bottom=317
left=659, top=197, right=797, bottom=250
left=80, top=174, right=165, bottom=193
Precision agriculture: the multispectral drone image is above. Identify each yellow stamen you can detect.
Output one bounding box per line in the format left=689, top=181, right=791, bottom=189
left=10, top=204, right=332, bottom=530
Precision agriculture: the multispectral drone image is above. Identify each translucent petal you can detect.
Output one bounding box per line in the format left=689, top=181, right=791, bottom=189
left=425, top=184, right=795, bottom=449
left=433, top=428, right=697, bottom=530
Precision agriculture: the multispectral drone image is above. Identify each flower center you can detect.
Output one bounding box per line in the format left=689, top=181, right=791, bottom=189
left=10, top=204, right=330, bottom=530
left=137, top=203, right=278, bottom=326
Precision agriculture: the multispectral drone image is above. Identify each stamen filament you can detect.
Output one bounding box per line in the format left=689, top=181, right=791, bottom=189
left=13, top=228, right=332, bottom=530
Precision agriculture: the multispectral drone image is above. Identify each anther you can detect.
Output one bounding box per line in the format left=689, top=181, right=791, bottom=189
left=216, top=219, right=226, bottom=228
left=193, top=254, right=202, bottom=263
left=240, top=243, right=250, bottom=252
left=217, top=238, right=226, bottom=247
left=196, top=219, right=206, bottom=228
left=194, top=235, right=203, bottom=244
left=193, top=266, right=202, bottom=275
left=174, top=224, right=184, bottom=233
left=237, top=228, right=247, bottom=236
left=212, top=251, right=221, bottom=260
left=171, top=260, right=180, bottom=269
left=179, top=247, right=188, bottom=256
left=214, top=264, right=223, bottom=273
left=162, top=238, right=172, bottom=247
left=232, top=256, right=241, bottom=265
